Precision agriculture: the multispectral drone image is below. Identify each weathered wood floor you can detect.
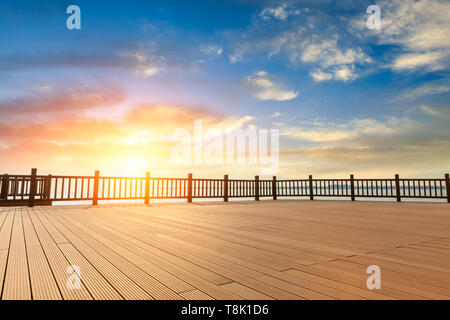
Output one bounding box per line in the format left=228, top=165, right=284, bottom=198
left=0, top=200, right=449, bottom=300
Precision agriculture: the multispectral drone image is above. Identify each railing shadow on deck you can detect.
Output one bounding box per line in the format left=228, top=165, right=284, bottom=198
left=1, top=169, right=449, bottom=207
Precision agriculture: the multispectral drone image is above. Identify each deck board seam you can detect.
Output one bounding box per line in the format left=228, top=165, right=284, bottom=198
left=26, top=208, right=64, bottom=300
left=0, top=212, right=15, bottom=300
left=21, top=210, right=33, bottom=300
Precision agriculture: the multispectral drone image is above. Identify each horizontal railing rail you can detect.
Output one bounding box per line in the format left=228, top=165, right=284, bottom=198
left=0, top=169, right=449, bottom=207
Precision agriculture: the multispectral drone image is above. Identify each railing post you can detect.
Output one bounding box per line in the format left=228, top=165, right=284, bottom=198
left=224, top=175, right=228, bottom=202
left=144, top=172, right=150, bottom=205
left=309, top=175, right=314, bottom=200
left=350, top=174, right=355, bottom=201
left=187, top=173, right=193, bottom=203
left=45, top=174, right=52, bottom=200
left=255, top=176, right=260, bottom=201
left=93, top=170, right=100, bottom=205
left=1, top=174, right=9, bottom=201
left=28, top=168, right=37, bottom=207
left=395, top=174, right=401, bottom=202
left=272, top=176, right=277, bottom=200
left=445, top=173, right=450, bottom=203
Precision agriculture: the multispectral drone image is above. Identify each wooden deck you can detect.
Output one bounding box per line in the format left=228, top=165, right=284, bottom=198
left=0, top=200, right=450, bottom=300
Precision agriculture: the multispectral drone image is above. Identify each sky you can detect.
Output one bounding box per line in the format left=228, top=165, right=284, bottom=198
left=0, top=0, right=449, bottom=178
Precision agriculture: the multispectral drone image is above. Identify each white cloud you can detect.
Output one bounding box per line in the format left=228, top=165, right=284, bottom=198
left=333, top=65, right=358, bottom=81
left=259, top=3, right=302, bottom=21
left=246, top=71, right=298, bottom=101
left=310, top=69, right=333, bottom=82
left=226, top=4, right=373, bottom=82
left=310, top=66, right=358, bottom=82
left=354, top=0, right=450, bottom=71
left=260, top=4, right=290, bottom=20
left=33, top=84, right=54, bottom=92
left=398, top=84, right=450, bottom=100
left=300, top=39, right=369, bottom=82
left=136, top=65, right=163, bottom=78
left=420, top=105, right=450, bottom=119
left=392, top=51, right=444, bottom=71
left=279, top=112, right=450, bottom=176
left=283, top=117, right=417, bottom=143
left=124, top=50, right=166, bottom=78
left=228, top=24, right=370, bottom=82
left=420, top=105, right=441, bottom=117
left=376, top=0, right=450, bottom=51
left=142, top=23, right=157, bottom=32
left=256, top=88, right=298, bottom=101
left=301, top=39, right=370, bottom=68
left=209, top=115, right=255, bottom=135
left=270, top=112, right=281, bottom=118
left=229, top=53, right=241, bottom=64
left=200, top=44, right=223, bottom=56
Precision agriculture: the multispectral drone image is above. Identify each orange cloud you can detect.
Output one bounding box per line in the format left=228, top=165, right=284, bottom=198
left=0, top=98, right=239, bottom=176
left=0, top=86, right=126, bottom=122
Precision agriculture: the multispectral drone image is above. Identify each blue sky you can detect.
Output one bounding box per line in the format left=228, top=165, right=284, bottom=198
left=0, top=0, right=449, bottom=177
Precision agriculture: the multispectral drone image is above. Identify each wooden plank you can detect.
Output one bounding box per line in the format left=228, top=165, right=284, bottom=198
left=0, top=212, right=13, bottom=298
left=60, top=210, right=306, bottom=297
left=95, top=206, right=320, bottom=270
left=22, top=209, right=40, bottom=247
left=35, top=209, right=68, bottom=244
left=58, top=242, right=123, bottom=300
left=219, top=282, right=273, bottom=300
left=0, top=212, right=7, bottom=231
left=46, top=210, right=183, bottom=299
left=0, top=212, right=13, bottom=250
left=23, top=209, right=61, bottom=300
left=302, top=261, right=431, bottom=299
left=282, top=269, right=395, bottom=300
left=39, top=210, right=150, bottom=300
left=321, top=259, right=450, bottom=299
left=384, top=246, right=450, bottom=270
left=359, top=251, right=450, bottom=274
left=67, top=202, right=450, bottom=300
left=117, top=206, right=334, bottom=265
left=264, top=269, right=367, bottom=300
left=65, top=208, right=303, bottom=299
left=57, top=209, right=240, bottom=299
left=103, top=238, right=240, bottom=299
left=85, top=213, right=264, bottom=279
left=0, top=250, right=8, bottom=296
left=180, top=289, right=213, bottom=300
left=253, top=275, right=335, bottom=299
left=27, top=209, right=92, bottom=300
left=2, top=210, right=31, bottom=300
left=341, top=254, right=450, bottom=288
left=59, top=210, right=231, bottom=286
left=26, top=246, right=62, bottom=300
left=1, top=201, right=448, bottom=300
left=52, top=209, right=194, bottom=293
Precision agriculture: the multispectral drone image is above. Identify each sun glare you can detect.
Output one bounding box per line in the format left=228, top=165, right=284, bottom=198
left=114, top=157, right=149, bottom=176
